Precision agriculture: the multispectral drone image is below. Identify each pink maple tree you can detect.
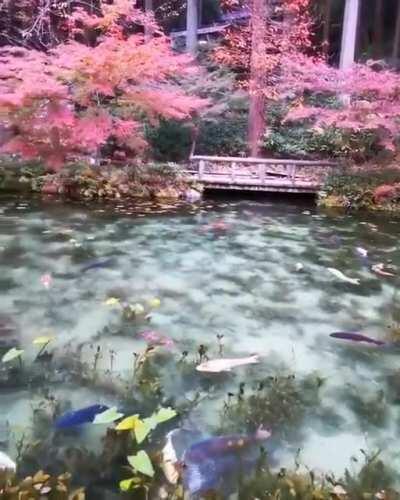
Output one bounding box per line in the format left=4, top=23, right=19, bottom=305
left=0, top=0, right=206, bottom=170
left=277, top=54, right=400, bottom=152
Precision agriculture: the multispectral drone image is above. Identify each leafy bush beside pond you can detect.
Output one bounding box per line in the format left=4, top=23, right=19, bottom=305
left=320, top=167, right=400, bottom=211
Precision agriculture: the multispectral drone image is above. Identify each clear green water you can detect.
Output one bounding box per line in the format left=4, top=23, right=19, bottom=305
left=1, top=195, right=400, bottom=489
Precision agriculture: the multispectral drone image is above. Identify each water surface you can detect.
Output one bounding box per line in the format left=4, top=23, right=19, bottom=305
left=0, top=195, right=399, bottom=489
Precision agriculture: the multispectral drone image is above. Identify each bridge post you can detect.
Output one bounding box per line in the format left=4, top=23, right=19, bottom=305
left=288, top=163, right=297, bottom=183
left=258, top=163, right=266, bottom=184
left=231, top=162, right=237, bottom=183
left=199, top=159, right=205, bottom=181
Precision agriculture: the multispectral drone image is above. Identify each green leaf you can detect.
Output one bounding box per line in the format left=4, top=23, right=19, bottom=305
left=92, top=407, right=124, bottom=424
left=153, top=407, right=177, bottom=424
left=2, top=348, right=24, bottom=363
left=134, top=418, right=152, bottom=444
left=127, top=451, right=154, bottom=477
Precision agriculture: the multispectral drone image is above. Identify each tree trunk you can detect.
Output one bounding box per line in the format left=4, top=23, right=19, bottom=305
left=322, top=0, right=332, bottom=57
left=372, top=0, right=384, bottom=59
left=393, top=0, right=400, bottom=59
left=144, top=0, right=153, bottom=41
left=339, top=0, right=360, bottom=69
left=186, top=0, right=198, bottom=55
left=248, top=0, right=268, bottom=157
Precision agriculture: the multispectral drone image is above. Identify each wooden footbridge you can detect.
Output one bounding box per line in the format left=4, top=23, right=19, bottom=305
left=185, top=156, right=337, bottom=194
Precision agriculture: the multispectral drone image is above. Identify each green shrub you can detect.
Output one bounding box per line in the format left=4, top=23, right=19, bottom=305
left=264, top=125, right=380, bottom=162
left=195, top=117, right=248, bottom=156
left=145, top=120, right=193, bottom=162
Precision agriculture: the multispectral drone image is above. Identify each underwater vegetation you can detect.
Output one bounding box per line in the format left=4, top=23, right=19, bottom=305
left=218, top=374, right=323, bottom=439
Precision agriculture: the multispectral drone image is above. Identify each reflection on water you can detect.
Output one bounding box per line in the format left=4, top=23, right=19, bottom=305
left=0, top=195, right=400, bottom=492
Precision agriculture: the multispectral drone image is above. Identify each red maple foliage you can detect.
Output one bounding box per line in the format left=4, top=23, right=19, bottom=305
left=0, top=0, right=206, bottom=170
left=214, top=0, right=313, bottom=87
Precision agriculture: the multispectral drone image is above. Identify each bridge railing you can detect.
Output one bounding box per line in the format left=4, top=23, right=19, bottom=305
left=187, top=155, right=337, bottom=185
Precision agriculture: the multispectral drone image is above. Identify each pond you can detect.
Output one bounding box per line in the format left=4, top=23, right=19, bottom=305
left=1, top=194, right=400, bottom=497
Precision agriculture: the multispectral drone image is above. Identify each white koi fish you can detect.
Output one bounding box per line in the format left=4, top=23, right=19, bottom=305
left=196, top=354, right=260, bottom=373
left=327, top=267, right=360, bottom=285
left=161, top=430, right=180, bottom=484
left=0, top=451, right=16, bottom=472
left=372, top=263, right=396, bottom=277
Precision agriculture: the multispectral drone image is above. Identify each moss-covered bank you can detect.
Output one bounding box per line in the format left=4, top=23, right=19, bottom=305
left=0, top=159, right=201, bottom=202
left=318, top=164, right=400, bottom=212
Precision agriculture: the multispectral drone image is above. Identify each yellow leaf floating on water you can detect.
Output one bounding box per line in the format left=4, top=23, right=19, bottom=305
left=127, top=450, right=154, bottom=477
left=2, top=348, right=24, bottom=363
left=119, top=478, right=136, bottom=491
left=104, top=297, right=121, bottom=308
left=148, top=298, right=161, bottom=308
left=33, top=336, right=54, bottom=346
left=115, top=415, right=140, bottom=431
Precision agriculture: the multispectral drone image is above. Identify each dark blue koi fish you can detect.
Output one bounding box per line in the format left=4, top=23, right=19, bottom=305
left=183, top=427, right=271, bottom=463
left=330, top=332, right=386, bottom=346
left=80, top=258, right=114, bottom=273
left=182, top=428, right=270, bottom=495
left=55, top=404, right=109, bottom=429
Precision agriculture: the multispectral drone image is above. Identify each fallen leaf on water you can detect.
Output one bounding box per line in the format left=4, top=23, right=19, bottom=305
left=148, top=298, right=161, bottom=308
left=128, top=450, right=154, bottom=477
left=129, top=303, right=145, bottom=315
left=2, top=348, right=24, bottom=363
left=134, top=418, right=152, bottom=444
left=153, top=407, right=177, bottom=424
left=92, top=407, right=124, bottom=424
left=115, top=415, right=140, bottom=431
left=33, top=336, right=54, bottom=346
left=104, top=297, right=121, bottom=307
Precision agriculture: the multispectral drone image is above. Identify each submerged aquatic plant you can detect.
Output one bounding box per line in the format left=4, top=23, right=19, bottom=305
left=239, top=449, right=398, bottom=500
left=219, top=374, right=322, bottom=438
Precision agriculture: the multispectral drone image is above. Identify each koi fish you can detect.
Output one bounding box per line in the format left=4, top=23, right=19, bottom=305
left=200, top=220, right=231, bottom=234
left=139, top=330, right=175, bottom=348
left=40, top=273, right=52, bottom=289
left=0, top=451, right=16, bottom=472
left=55, top=404, right=109, bottom=429
left=184, top=427, right=271, bottom=462
left=327, top=268, right=360, bottom=285
left=330, top=332, right=386, bottom=347
left=371, top=263, right=396, bottom=277
left=161, top=428, right=204, bottom=484
left=182, top=428, right=271, bottom=495
left=196, top=354, right=260, bottom=373
left=80, top=258, right=114, bottom=273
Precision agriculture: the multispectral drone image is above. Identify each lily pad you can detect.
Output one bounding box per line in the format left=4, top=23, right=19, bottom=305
left=92, top=407, right=124, bottom=424
left=2, top=347, right=24, bottom=363
left=127, top=450, right=154, bottom=477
